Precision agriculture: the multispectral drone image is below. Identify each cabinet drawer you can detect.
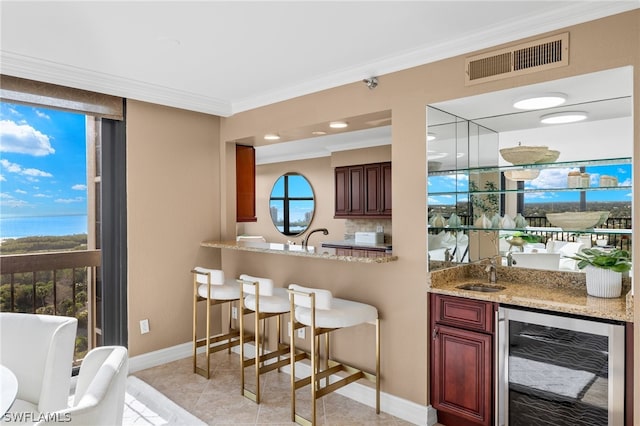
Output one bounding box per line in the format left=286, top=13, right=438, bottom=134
left=432, top=294, right=494, bottom=333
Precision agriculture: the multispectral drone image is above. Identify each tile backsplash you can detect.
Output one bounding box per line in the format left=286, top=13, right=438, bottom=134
left=344, top=219, right=392, bottom=244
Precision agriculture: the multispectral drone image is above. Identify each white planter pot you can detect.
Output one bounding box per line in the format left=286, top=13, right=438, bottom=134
left=585, top=265, right=622, bottom=298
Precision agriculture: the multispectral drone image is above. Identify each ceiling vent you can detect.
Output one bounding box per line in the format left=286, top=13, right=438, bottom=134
left=465, top=32, right=569, bottom=85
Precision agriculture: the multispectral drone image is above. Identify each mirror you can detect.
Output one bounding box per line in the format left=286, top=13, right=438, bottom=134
left=269, top=173, right=315, bottom=236
left=428, top=67, right=633, bottom=271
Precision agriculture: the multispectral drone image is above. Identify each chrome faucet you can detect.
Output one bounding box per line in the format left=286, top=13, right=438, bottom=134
left=506, top=252, right=517, bottom=267
left=485, top=257, right=498, bottom=283
left=302, top=228, right=328, bottom=248
left=444, top=248, right=453, bottom=263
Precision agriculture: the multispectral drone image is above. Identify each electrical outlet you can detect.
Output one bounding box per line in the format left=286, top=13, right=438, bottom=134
left=297, top=327, right=305, bottom=339
left=232, top=307, right=238, bottom=319
left=139, top=319, right=150, bottom=334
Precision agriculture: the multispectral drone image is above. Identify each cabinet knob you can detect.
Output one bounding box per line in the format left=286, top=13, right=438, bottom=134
left=432, top=327, right=439, bottom=340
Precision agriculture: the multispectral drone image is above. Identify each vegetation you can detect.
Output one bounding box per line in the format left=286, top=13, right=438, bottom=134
left=0, top=234, right=87, bottom=254
left=568, top=248, right=632, bottom=273
left=1, top=234, right=91, bottom=360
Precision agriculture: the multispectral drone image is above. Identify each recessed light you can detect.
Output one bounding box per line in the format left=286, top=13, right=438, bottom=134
left=311, top=131, right=327, bottom=136
left=513, top=93, right=566, bottom=110
left=427, top=150, right=448, bottom=160
left=540, top=111, right=588, bottom=124
left=427, top=133, right=436, bottom=141
left=264, top=134, right=280, bottom=140
left=329, top=121, right=348, bottom=129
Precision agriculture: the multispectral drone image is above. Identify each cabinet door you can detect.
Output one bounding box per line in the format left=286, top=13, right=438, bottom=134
left=334, top=167, right=349, bottom=217
left=364, top=163, right=382, bottom=215
left=381, top=161, right=392, bottom=216
left=348, top=166, right=365, bottom=215
left=432, top=324, right=493, bottom=426
left=236, top=145, right=256, bottom=222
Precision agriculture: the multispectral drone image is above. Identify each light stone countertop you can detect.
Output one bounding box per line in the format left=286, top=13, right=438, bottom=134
left=201, top=240, right=398, bottom=264
left=429, top=263, right=633, bottom=322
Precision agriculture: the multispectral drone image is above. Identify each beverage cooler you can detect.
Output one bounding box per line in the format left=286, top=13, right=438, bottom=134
left=497, top=306, right=626, bottom=426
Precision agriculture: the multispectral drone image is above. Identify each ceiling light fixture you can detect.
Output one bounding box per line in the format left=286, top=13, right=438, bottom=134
left=329, top=121, right=348, bottom=129
left=427, top=133, right=436, bottom=141
left=540, top=111, right=588, bottom=124
left=264, top=134, right=280, bottom=140
left=311, top=131, right=327, bottom=136
left=513, top=93, right=567, bottom=110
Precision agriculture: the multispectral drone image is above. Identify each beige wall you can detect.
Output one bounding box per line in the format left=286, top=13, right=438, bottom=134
left=125, top=10, right=639, bottom=413
left=126, top=100, right=222, bottom=356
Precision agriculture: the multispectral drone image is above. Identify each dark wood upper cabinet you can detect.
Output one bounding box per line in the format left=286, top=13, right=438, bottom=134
left=236, top=145, right=256, bottom=222
left=335, top=162, right=390, bottom=219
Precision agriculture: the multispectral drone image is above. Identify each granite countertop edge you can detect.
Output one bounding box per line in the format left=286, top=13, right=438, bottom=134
left=201, top=240, right=398, bottom=264
left=428, top=263, right=633, bottom=323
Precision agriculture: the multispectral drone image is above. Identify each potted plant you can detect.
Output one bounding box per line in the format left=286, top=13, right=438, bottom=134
left=568, top=248, right=632, bottom=298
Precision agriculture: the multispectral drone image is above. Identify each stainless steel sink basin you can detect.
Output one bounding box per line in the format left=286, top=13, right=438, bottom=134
left=456, top=283, right=506, bottom=292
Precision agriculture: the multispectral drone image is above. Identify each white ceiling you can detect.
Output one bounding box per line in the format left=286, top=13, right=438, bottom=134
left=1, top=1, right=638, bottom=118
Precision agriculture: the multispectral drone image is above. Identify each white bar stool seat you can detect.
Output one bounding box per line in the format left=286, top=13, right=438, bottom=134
left=288, top=283, right=380, bottom=426
left=239, top=274, right=299, bottom=404
left=192, top=267, right=241, bottom=379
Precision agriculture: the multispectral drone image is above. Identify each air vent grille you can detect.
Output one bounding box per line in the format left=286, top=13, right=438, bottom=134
left=465, top=33, right=569, bottom=85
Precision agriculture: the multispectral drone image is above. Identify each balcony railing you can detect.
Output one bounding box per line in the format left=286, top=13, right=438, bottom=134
left=0, top=250, right=101, bottom=363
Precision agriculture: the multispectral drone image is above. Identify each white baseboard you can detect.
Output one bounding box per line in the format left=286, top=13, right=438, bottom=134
left=129, top=342, right=438, bottom=426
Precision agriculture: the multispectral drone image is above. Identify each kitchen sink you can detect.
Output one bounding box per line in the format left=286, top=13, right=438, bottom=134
left=456, top=283, right=506, bottom=292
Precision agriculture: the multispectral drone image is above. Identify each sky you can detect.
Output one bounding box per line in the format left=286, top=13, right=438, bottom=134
left=0, top=102, right=87, bottom=218
left=428, top=164, right=633, bottom=206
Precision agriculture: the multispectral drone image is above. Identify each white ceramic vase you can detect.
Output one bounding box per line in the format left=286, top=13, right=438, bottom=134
left=584, top=265, right=622, bottom=298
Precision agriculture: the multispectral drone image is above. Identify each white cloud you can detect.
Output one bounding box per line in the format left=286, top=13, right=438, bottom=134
left=35, top=110, right=50, bottom=120
left=0, top=159, right=53, bottom=178
left=0, top=119, right=55, bottom=156
left=55, top=197, right=84, bottom=204
left=72, top=184, right=87, bottom=191
left=0, top=174, right=5, bottom=182
left=0, top=192, right=29, bottom=208
left=527, top=167, right=576, bottom=189
left=15, top=189, right=27, bottom=194
left=33, top=193, right=50, bottom=198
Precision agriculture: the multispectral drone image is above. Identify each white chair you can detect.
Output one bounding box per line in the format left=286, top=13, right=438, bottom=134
left=287, top=284, right=380, bottom=426
left=192, top=267, right=241, bottom=379
left=0, top=312, right=77, bottom=415
left=34, top=346, right=128, bottom=426
left=238, top=274, right=298, bottom=403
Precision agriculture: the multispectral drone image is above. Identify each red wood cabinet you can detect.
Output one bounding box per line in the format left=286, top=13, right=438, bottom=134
left=236, top=145, right=256, bottom=222
left=335, top=162, right=390, bottom=218
left=430, top=293, right=496, bottom=426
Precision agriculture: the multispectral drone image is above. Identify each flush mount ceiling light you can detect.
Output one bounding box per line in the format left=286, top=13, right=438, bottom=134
left=311, top=130, right=327, bottom=136
left=264, top=134, right=280, bottom=140
left=513, top=93, right=567, bottom=110
left=329, top=121, right=348, bottom=129
left=427, top=133, right=436, bottom=141
left=540, top=111, right=588, bottom=124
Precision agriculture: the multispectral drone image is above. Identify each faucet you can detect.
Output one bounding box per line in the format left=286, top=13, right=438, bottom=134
left=485, top=256, right=498, bottom=283
left=444, top=248, right=452, bottom=263
left=506, top=252, right=517, bottom=267
left=302, top=228, right=328, bottom=248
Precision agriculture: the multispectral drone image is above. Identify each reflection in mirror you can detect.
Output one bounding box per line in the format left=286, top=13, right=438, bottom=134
left=269, top=173, right=315, bottom=236
left=428, top=67, right=633, bottom=272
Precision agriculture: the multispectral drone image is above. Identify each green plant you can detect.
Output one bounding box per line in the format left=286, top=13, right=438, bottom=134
left=568, top=248, right=632, bottom=273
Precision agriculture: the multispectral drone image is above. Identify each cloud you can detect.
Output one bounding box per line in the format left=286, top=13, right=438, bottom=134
left=527, top=168, right=576, bottom=189
left=0, top=119, right=55, bottom=156
left=72, top=184, right=87, bottom=190
left=0, top=192, right=30, bottom=208
left=0, top=174, right=5, bottom=182
left=15, top=189, right=27, bottom=194
left=35, top=110, right=51, bottom=120
left=33, top=193, right=51, bottom=198
left=0, top=159, right=53, bottom=178
left=55, top=197, right=84, bottom=204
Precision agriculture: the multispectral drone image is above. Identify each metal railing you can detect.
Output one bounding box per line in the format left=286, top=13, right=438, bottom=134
left=0, top=250, right=101, bottom=363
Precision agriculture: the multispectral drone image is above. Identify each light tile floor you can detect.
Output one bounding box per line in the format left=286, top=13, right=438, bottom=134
left=132, top=351, right=416, bottom=425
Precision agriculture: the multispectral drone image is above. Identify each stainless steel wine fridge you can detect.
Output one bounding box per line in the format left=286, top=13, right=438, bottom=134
left=497, top=306, right=626, bottom=426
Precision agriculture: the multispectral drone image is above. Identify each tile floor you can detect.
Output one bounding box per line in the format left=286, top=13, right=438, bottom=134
left=132, top=351, right=416, bottom=425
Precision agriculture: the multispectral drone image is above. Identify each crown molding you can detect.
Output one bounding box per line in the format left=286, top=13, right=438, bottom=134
left=2, top=3, right=636, bottom=117
left=0, top=51, right=233, bottom=117
left=231, top=2, right=639, bottom=114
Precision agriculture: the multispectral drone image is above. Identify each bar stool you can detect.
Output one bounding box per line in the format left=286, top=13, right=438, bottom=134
left=287, top=284, right=380, bottom=426
left=192, top=267, right=241, bottom=379
left=237, top=274, right=300, bottom=403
